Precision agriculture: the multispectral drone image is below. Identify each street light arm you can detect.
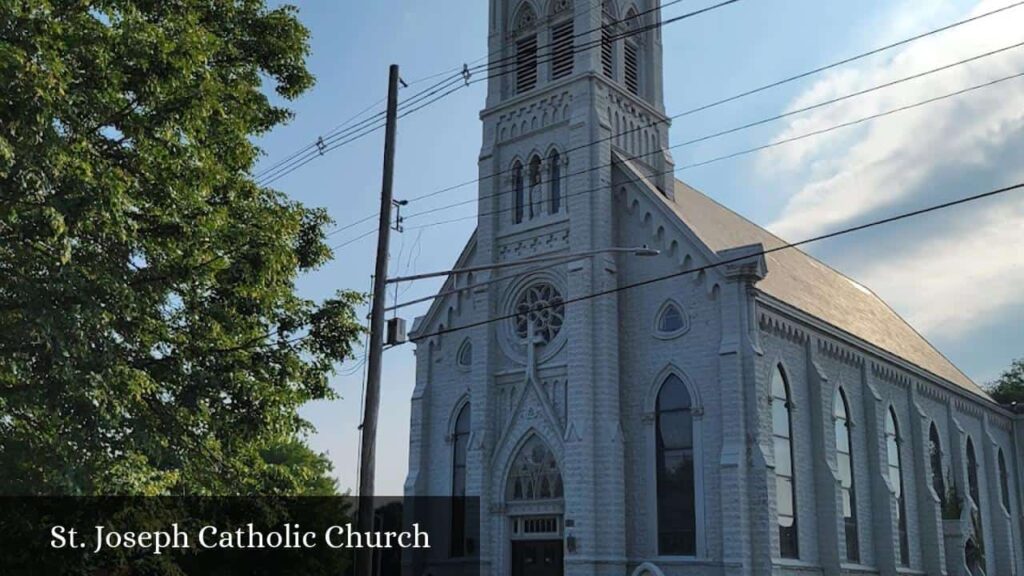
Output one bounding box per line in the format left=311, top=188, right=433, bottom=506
left=384, top=246, right=658, bottom=285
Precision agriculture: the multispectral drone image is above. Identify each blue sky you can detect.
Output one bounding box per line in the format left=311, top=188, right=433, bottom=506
left=256, top=0, right=1024, bottom=494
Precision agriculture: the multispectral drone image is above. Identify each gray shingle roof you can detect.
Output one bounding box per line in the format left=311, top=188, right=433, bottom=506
left=656, top=176, right=985, bottom=398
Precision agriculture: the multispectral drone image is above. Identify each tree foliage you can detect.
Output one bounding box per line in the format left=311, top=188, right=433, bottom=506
left=0, top=1, right=362, bottom=495
left=988, top=357, right=1024, bottom=409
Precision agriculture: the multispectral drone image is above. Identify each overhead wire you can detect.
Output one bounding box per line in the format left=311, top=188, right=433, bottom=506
left=397, top=41, right=1024, bottom=226
left=405, top=180, right=1024, bottom=342
left=395, top=69, right=1024, bottom=232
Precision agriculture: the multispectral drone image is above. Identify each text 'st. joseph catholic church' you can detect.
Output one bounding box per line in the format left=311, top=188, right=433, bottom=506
left=404, top=1, right=1024, bottom=575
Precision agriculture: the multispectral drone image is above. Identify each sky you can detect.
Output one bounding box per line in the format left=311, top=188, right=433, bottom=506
left=255, top=0, right=1024, bottom=495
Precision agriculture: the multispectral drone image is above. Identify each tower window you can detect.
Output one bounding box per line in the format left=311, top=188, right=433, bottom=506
left=600, top=25, right=614, bottom=78
left=624, top=40, right=639, bottom=94
left=528, top=155, right=542, bottom=219
left=548, top=150, right=561, bottom=214
left=550, top=20, right=574, bottom=80
left=512, top=162, right=524, bottom=224
left=515, top=35, right=538, bottom=93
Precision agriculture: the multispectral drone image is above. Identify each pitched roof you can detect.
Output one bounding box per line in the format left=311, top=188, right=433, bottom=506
left=642, top=169, right=984, bottom=398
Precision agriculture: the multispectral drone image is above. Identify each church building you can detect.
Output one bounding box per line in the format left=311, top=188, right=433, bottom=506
left=404, top=1, right=1024, bottom=575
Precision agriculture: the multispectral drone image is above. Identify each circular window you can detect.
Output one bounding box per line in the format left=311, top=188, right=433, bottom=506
left=513, top=282, right=565, bottom=344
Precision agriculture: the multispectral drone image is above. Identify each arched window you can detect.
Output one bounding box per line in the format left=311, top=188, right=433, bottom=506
left=622, top=9, right=640, bottom=94
left=656, top=374, right=695, bottom=556
left=508, top=436, right=563, bottom=501
left=549, top=0, right=574, bottom=79
left=512, top=161, right=524, bottom=224
left=886, top=408, right=909, bottom=566
left=998, top=449, right=1010, bottom=511
left=528, top=155, right=542, bottom=219
left=656, top=302, right=686, bottom=335
left=600, top=1, right=616, bottom=78
left=512, top=3, right=538, bottom=93
left=450, top=403, right=471, bottom=557
left=548, top=150, right=561, bottom=214
left=966, top=437, right=979, bottom=507
left=456, top=340, right=472, bottom=369
left=771, top=365, right=799, bottom=559
left=833, top=388, right=859, bottom=562
left=929, top=423, right=946, bottom=505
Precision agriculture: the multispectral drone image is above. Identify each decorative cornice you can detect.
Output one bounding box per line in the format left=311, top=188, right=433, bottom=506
left=816, top=337, right=863, bottom=367
left=870, top=361, right=912, bottom=389
left=758, top=311, right=808, bottom=344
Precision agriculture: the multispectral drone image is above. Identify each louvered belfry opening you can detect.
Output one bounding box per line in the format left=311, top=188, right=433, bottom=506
left=624, top=40, right=639, bottom=94
left=515, top=35, right=538, bottom=93
left=601, top=24, right=614, bottom=78
left=550, top=19, right=574, bottom=79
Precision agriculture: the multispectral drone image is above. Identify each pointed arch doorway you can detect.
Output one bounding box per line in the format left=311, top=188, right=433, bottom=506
left=505, top=435, right=565, bottom=576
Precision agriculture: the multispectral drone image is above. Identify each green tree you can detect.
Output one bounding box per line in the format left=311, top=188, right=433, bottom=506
left=988, top=357, right=1024, bottom=408
left=260, top=437, right=340, bottom=496
left=0, top=1, right=363, bottom=495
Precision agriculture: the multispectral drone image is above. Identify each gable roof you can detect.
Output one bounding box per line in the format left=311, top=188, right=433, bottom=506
left=619, top=157, right=984, bottom=398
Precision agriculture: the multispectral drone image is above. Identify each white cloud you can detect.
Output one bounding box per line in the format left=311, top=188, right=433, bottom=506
left=760, top=0, right=1024, bottom=239
left=755, top=0, right=1024, bottom=338
left=854, top=199, right=1024, bottom=336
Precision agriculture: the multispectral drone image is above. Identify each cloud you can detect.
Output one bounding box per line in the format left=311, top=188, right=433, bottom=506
left=761, top=0, right=1024, bottom=239
left=853, top=198, right=1024, bottom=336
left=756, top=0, right=1024, bottom=338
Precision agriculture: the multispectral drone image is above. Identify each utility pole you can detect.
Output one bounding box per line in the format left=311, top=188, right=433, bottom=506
left=356, top=64, right=399, bottom=576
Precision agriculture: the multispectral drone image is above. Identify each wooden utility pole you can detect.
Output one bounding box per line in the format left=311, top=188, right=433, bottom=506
left=355, top=63, right=399, bottom=576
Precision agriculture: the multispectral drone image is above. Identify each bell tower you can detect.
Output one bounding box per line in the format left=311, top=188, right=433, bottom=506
left=467, top=2, right=674, bottom=576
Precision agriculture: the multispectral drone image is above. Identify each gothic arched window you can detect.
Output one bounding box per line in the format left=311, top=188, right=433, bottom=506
left=549, top=1, right=574, bottom=80
left=886, top=407, right=909, bottom=566
left=623, top=9, right=640, bottom=94
left=450, top=403, right=471, bottom=557
left=513, top=3, right=538, bottom=93
left=966, top=437, right=979, bottom=507
left=548, top=150, right=561, bottom=214
left=656, top=373, right=696, bottom=556
left=457, top=339, right=472, bottom=369
left=600, top=1, right=616, bottom=78
left=834, top=388, right=859, bottom=562
left=998, top=449, right=1010, bottom=511
left=771, top=365, right=799, bottom=559
left=528, top=155, right=542, bottom=219
left=512, top=161, right=524, bottom=224
left=656, top=301, right=686, bottom=336
left=508, top=436, right=563, bottom=501
left=929, top=423, right=946, bottom=505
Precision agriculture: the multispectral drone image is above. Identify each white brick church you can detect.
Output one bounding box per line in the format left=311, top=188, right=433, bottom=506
left=403, top=1, right=1024, bottom=575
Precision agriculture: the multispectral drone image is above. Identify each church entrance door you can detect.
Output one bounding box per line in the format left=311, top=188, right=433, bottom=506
left=511, top=539, right=563, bottom=576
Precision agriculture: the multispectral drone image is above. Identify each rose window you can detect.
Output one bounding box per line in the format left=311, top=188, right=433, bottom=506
left=514, top=282, right=564, bottom=344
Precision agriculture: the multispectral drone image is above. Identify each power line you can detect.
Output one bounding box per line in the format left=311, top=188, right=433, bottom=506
left=400, top=44, right=1024, bottom=225
left=397, top=69, right=1024, bottom=232
left=395, top=0, right=1024, bottom=207
left=405, top=180, right=1024, bottom=342
left=256, top=74, right=469, bottom=187
left=258, top=0, right=737, bottom=189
